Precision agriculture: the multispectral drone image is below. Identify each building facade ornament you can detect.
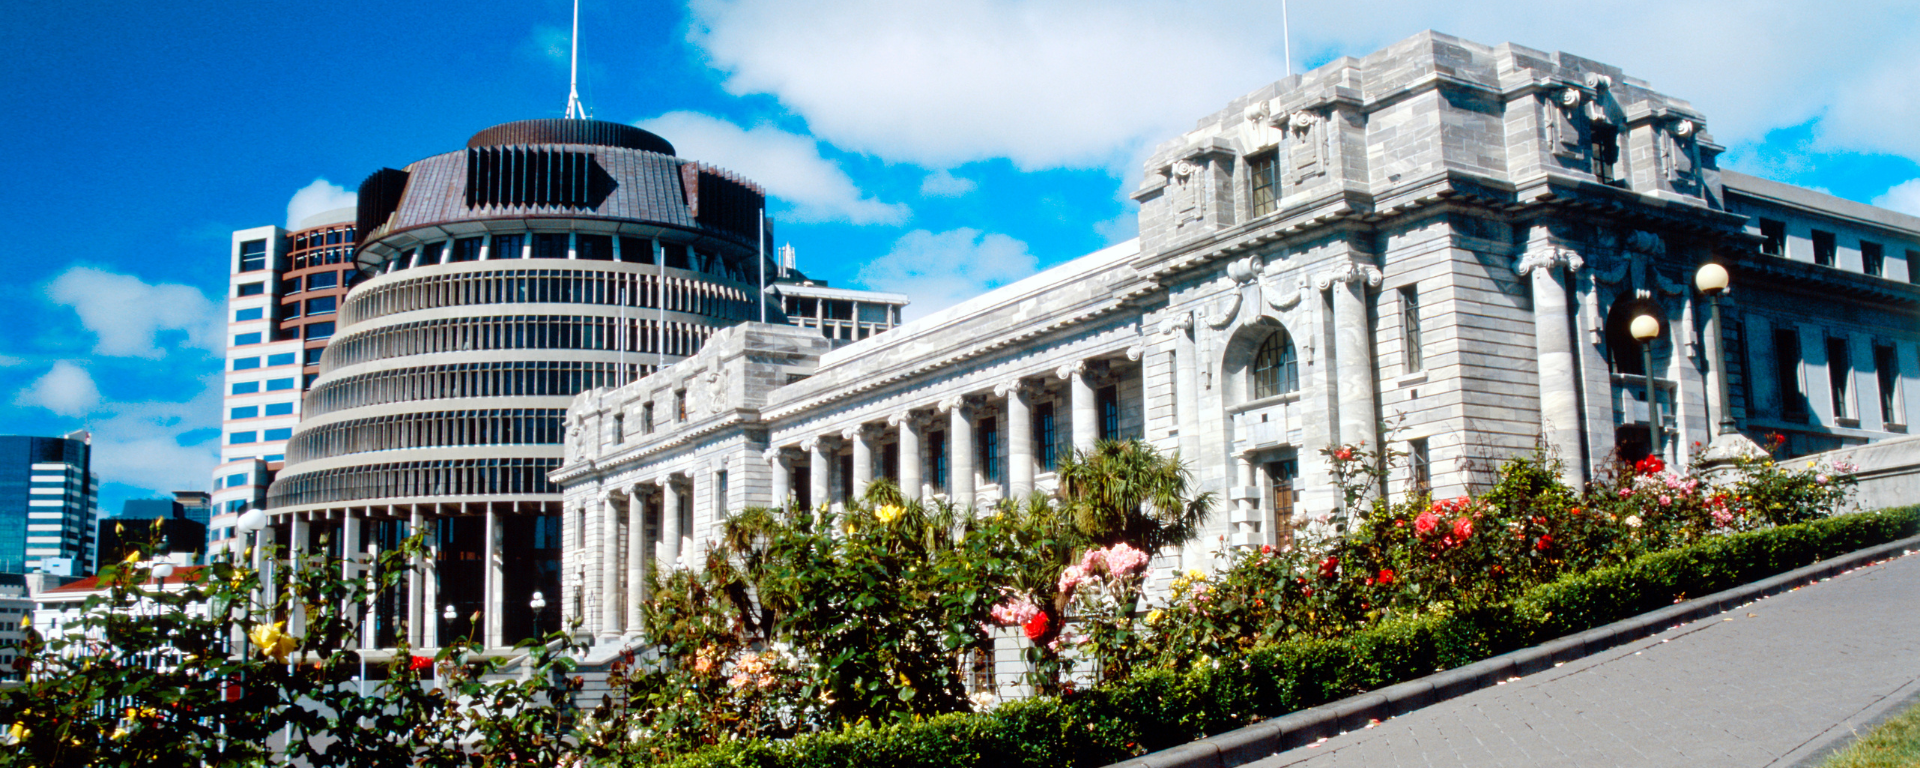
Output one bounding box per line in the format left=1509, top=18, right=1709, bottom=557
left=1055, top=360, right=1085, bottom=380
left=1158, top=311, right=1194, bottom=337
left=993, top=378, right=1027, bottom=398
left=1517, top=246, right=1587, bottom=276
left=1313, top=261, right=1383, bottom=291
left=1124, top=344, right=1146, bottom=362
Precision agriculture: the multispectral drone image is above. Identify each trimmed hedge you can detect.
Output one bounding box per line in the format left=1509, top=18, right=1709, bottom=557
left=654, top=506, right=1920, bottom=768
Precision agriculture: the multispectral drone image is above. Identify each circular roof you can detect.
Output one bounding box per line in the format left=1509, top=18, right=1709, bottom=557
left=466, top=119, right=675, bottom=155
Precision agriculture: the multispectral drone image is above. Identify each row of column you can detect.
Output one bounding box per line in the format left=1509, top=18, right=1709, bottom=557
left=766, top=357, right=1109, bottom=510
left=590, top=475, right=688, bottom=641
left=280, top=507, right=504, bottom=650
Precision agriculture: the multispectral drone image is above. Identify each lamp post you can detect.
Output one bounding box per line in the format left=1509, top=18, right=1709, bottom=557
left=1631, top=314, right=1662, bottom=459
left=1695, top=263, right=1736, bottom=435
left=442, top=604, right=457, bottom=647
left=528, top=591, right=547, bottom=642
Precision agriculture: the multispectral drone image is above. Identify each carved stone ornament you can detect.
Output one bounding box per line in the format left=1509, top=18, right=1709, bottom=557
left=1204, top=290, right=1244, bottom=330
left=1124, top=344, right=1145, bottom=362
left=1627, top=231, right=1666, bottom=256
left=1244, top=100, right=1271, bottom=124
left=1583, top=72, right=1612, bottom=90
left=1289, top=110, right=1317, bottom=130
left=1226, top=255, right=1260, bottom=284
left=762, top=447, right=788, bottom=464
left=886, top=410, right=915, bottom=428
left=840, top=425, right=863, bottom=442
left=1055, top=360, right=1085, bottom=380
left=936, top=394, right=967, bottom=414
left=703, top=370, right=728, bottom=414
left=1313, top=261, right=1383, bottom=291
left=993, top=379, right=1027, bottom=398
left=1558, top=88, right=1584, bottom=107
left=1263, top=273, right=1308, bottom=311
left=1671, top=118, right=1695, bottom=137
left=1158, top=311, right=1195, bottom=336
left=799, top=437, right=821, bottom=454
left=1517, top=246, right=1587, bottom=276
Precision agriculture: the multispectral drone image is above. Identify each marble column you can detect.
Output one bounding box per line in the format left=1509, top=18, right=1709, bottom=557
left=945, top=397, right=976, bottom=507
left=892, top=413, right=922, bottom=501
left=1322, top=263, right=1381, bottom=451
left=1167, top=313, right=1200, bottom=459
left=423, top=526, right=441, bottom=647
left=998, top=380, right=1034, bottom=497
left=1520, top=238, right=1588, bottom=485
left=808, top=438, right=831, bottom=511
left=289, top=513, right=308, bottom=636
left=766, top=449, right=791, bottom=507
left=1230, top=453, right=1261, bottom=547
left=339, top=510, right=360, bottom=643
left=662, top=477, right=683, bottom=570
left=625, top=485, right=647, bottom=636
left=598, top=493, right=622, bottom=641
left=848, top=426, right=874, bottom=502
left=483, top=506, right=502, bottom=649
left=406, top=508, right=424, bottom=648
left=1064, top=361, right=1098, bottom=454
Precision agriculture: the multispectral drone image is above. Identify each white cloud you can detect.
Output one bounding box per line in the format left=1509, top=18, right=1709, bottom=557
left=285, top=178, right=357, bottom=230
left=1871, top=179, right=1920, bottom=217
left=687, top=0, right=1920, bottom=170
left=85, top=377, right=224, bottom=494
left=638, top=111, right=910, bottom=225
left=854, top=228, right=1038, bottom=320
left=46, top=266, right=222, bottom=359
left=15, top=361, right=101, bottom=417
left=919, top=169, right=977, bottom=197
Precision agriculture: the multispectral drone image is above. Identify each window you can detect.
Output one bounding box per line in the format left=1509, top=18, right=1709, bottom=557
left=492, top=233, right=525, bottom=259
left=304, top=321, right=334, bottom=340
left=1098, top=385, right=1120, bottom=441
left=233, top=357, right=261, bottom=371
left=230, top=406, right=259, bottom=419
left=1863, top=241, right=1884, bottom=277
left=226, top=473, right=248, bottom=488
left=229, top=431, right=257, bottom=445
left=450, top=237, right=483, bottom=262
left=304, top=348, right=323, bottom=365
left=1774, top=329, right=1807, bottom=422
left=532, top=233, right=569, bottom=260
left=417, top=242, right=444, bottom=266
left=239, top=240, right=267, bottom=272
left=577, top=234, right=612, bottom=261
left=1249, top=151, right=1280, bottom=218
left=306, top=271, right=338, bottom=290
left=264, top=402, right=294, bottom=416
left=612, top=414, right=625, bottom=443
left=231, top=381, right=259, bottom=395
left=716, top=470, right=729, bottom=518
left=266, top=352, right=296, bottom=366
left=1828, top=337, right=1853, bottom=420
left=1759, top=218, right=1786, bottom=256
left=928, top=431, right=948, bottom=491
left=1812, top=230, right=1836, bottom=267
left=1401, top=287, right=1423, bottom=373
left=1409, top=438, right=1431, bottom=497
left=306, top=296, right=336, bottom=315
left=1876, top=344, right=1901, bottom=425
left=235, top=307, right=263, bottom=322
left=641, top=403, right=655, bottom=434
left=237, top=282, right=264, bottom=297
left=978, top=418, right=1001, bottom=485
left=664, top=243, right=691, bottom=270
left=619, top=236, right=655, bottom=264
left=233, top=332, right=262, bottom=346
left=675, top=390, right=687, bottom=421
left=1911, top=251, right=1919, bottom=285
left=1034, top=402, right=1058, bottom=472
left=266, top=378, right=295, bottom=392
left=1252, top=331, right=1300, bottom=398
left=262, top=454, right=284, bottom=462
left=282, top=301, right=301, bottom=319
left=264, top=428, right=292, bottom=441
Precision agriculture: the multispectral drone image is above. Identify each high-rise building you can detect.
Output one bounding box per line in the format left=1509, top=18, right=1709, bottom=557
left=0, top=433, right=100, bottom=576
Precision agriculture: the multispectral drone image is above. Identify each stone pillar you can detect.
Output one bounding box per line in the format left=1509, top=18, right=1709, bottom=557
left=808, top=439, right=832, bottom=511
left=406, top=508, right=423, bottom=648
left=288, top=513, right=308, bottom=636
left=483, top=506, right=502, bottom=650
left=662, top=477, right=683, bottom=571
left=1065, top=361, right=1098, bottom=454
left=1322, top=263, right=1381, bottom=451
left=848, top=426, right=874, bottom=502
left=766, top=449, right=791, bottom=508
left=423, top=525, right=440, bottom=647
left=1520, top=239, right=1589, bottom=485
left=339, top=509, right=361, bottom=643
left=1168, top=313, right=1200, bottom=459
left=998, top=380, right=1034, bottom=497
left=1231, top=453, right=1260, bottom=547
left=892, top=413, right=923, bottom=502
left=945, top=397, right=976, bottom=508
left=625, top=486, right=647, bottom=636
left=598, top=493, right=621, bottom=641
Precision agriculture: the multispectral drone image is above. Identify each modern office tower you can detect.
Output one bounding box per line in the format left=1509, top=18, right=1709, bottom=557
left=212, top=210, right=357, bottom=545
left=261, top=117, right=903, bottom=650
left=0, top=574, right=26, bottom=681
left=0, top=433, right=100, bottom=576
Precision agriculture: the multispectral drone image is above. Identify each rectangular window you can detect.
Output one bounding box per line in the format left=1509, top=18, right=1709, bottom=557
left=1249, top=150, right=1279, bottom=218
left=229, top=431, right=257, bottom=445
left=417, top=242, right=444, bottom=265
left=492, top=233, right=525, bottom=259
left=229, top=406, right=259, bottom=419
left=1759, top=218, right=1786, bottom=256
left=1862, top=241, right=1884, bottom=277
left=978, top=419, right=1001, bottom=485
left=265, top=378, right=295, bottom=392
left=1409, top=438, right=1431, bottom=497
left=231, top=381, right=259, bottom=395
left=618, top=236, right=655, bottom=264
left=577, top=234, right=613, bottom=261
left=450, top=237, right=483, bottom=262
left=235, top=307, right=263, bottom=322
left=1034, top=402, right=1058, bottom=471
left=664, top=243, right=691, bottom=270
left=1774, top=329, right=1807, bottom=422
left=264, top=402, right=294, bottom=416
left=928, top=431, right=948, bottom=491
left=264, top=428, right=292, bottom=441
left=237, top=282, right=264, bottom=297
left=1401, top=286, right=1423, bottom=373
left=226, top=473, right=248, bottom=488
left=1911, top=251, right=1919, bottom=285
left=1097, top=385, right=1120, bottom=441
left=304, top=321, right=334, bottom=340
left=306, top=271, right=338, bottom=290
left=641, top=403, right=655, bottom=434
left=306, top=296, right=336, bottom=315
left=1876, top=344, right=1901, bottom=425
left=267, top=352, right=296, bottom=367
left=239, top=240, right=267, bottom=272
left=282, top=300, right=301, bottom=319
left=532, top=233, right=569, bottom=260
left=675, top=390, right=687, bottom=421
left=262, top=454, right=284, bottom=462
left=716, top=470, right=729, bottom=518
left=1828, top=337, right=1853, bottom=420
left=1812, top=230, right=1836, bottom=267
left=233, top=332, right=262, bottom=346
left=612, top=414, right=625, bottom=444
left=304, top=347, right=323, bottom=365
left=325, top=229, right=343, bottom=245
left=232, top=357, right=261, bottom=371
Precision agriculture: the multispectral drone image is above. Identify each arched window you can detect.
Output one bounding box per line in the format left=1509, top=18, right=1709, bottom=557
left=1252, top=331, right=1299, bottom=399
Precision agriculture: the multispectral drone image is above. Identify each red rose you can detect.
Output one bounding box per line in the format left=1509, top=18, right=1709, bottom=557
left=1414, top=511, right=1439, bottom=535
left=1022, top=611, right=1050, bottom=641
left=408, top=655, right=433, bottom=672
left=1535, top=535, right=1553, bottom=551
left=1451, top=517, right=1474, bottom=540
left=1302, top=587, right=1314, bottom=598
left=1634, top=455, right=1665, bottom=475
left=1334, top=447, right=1354, bottom=461
left=1262, top=544, right=1273, bottom=555
left=1377, top=568, right=1395, bottom=585
left=1317, top=556, right=1339, bottom=580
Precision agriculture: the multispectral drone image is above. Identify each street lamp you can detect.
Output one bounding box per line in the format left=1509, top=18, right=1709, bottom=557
left=528, top=591, right=547, bottom=641
left=1631, top=314, right=1662, bottom=459
left=1695, top=263, right=1736, bottom=436
left=151, top=561, right=175, bottom=580
left=442, top=603, right=457, bottom=646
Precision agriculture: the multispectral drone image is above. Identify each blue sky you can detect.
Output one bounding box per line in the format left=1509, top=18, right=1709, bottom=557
left=2, top=0, right=1916, bottom=515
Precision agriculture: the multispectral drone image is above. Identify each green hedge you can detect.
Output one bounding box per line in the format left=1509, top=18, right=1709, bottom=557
left=654, top=506, right=1920, bottom=768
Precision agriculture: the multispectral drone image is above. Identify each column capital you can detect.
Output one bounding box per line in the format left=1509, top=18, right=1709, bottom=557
left=1518, top=245, right=1586, bottom=276
left=993, top=378, right=1030, bottom=399
left=841, top=423, right=875, bottom=442
left=762, top=446, right=791, bottom=465
left=1055, top=360, right=1085, bottom=381
left=886, top=409, right=919, bottom=428
left=936, top=394, right=969, bottom=414
left=1314, top=261, right=1382, bottom=291
left=1125, top=343, right=1146, bottom=362
left=1157, top=311, right=1194, bottom=336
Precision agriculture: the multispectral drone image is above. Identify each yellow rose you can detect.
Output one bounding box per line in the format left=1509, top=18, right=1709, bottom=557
left=875, top=504, right=905, bottom=525
left=1146, top=609, right=1164, bottom=625
left=8, top=722, right=25, bottom=742
left=248, top=621, right=298, bottom=664
left=123, top=549, right=142, bottom=564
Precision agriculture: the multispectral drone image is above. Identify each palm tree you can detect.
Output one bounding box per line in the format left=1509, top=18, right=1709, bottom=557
left=1055, top=439, right=1214, bottom=554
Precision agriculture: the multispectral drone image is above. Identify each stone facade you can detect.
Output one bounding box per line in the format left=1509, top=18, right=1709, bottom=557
left=554, top=32, right=1920, bottom=656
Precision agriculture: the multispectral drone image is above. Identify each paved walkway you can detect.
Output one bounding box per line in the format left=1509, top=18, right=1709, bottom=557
left=1250, top=549, right=1920, bottom=768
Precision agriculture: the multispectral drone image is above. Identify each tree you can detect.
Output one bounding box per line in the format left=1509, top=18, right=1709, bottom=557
left=1056, top=439, right=1215, bottom=554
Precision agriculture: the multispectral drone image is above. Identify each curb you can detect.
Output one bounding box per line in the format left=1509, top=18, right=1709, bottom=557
left=1104, top=533, right=1920, bottom=768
